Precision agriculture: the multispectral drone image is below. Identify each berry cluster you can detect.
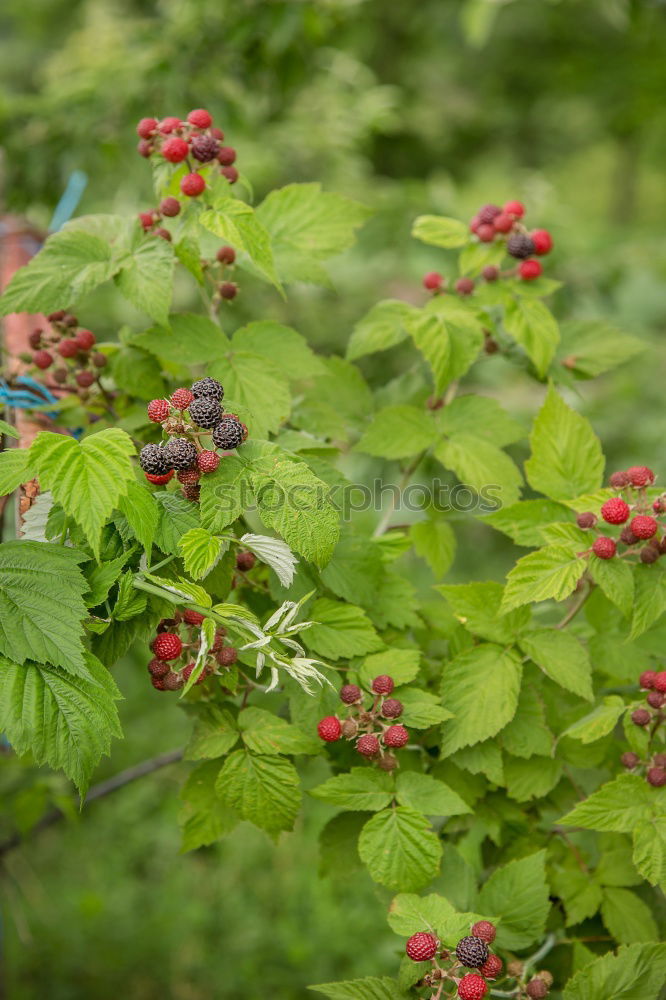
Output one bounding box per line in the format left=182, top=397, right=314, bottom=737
left=316, top=674, right=409, bottom=770
left=422, top=200, right=553, bottom=297
left=24, top=311, right=106, bottom=393
left=405, top=922, right=553, bottom=999
left=136, top=108, right=238, bottom=198
left=625, top=670, right=666, bottom=786
left=577, top=465, right=664, bottom=563
left=147, top=612, right=237, bottom=692
left=139, top=376, right=248, bottom=502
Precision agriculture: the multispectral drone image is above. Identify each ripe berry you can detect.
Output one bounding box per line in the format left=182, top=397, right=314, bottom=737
left=177, top=469, right=201, bottom=485
left=212, top=416, right=245, bottom=450
left=601, top=497, right=630, bottom=524
left=139, top=211, right=155, bottom=231
left=340, top=684, right=362, bottom=704
left=76, top=371, right=95, bottom=388
left=423, top=271, right=444, bottom=291
left=183, top=610, right=205, bottom=625
left=158, top=116, right=182, bottom=134
left=160, top=196, right=181, bottom=217
left=384, top=724, right=409, bottom=748
left=456, top=936, right=489, bottom=969
left=476, top=224, right=495, bottom=243
left=493, top=212, right=514, bottom=233
left=92, top=352, right=107, bottom=368
left=480, top=955, right=502, bottom=979
left=507, top=233, right=535, bottom=259
left=153, top=633, right=183, bottom=661
left=482, top=265, right=499, bottom=281
left=187, top=108, right=213, bottom=129
left=75, top=329, right=96, bottom=350
left=372, top=675, right=394, bottom=695
left=163, top=670, right=184, bottom=691
left=217, top=246, right=236, bottom=265
left=221, top=166, right=239, bottom=184
left=211, top=127, right=225, bottom=140
left=147, top=399, right=170, bottom=423
left=33, top=350, right=53, bottom=369
left=653, top=499, right=665, bottom=513
left=503, top=200, right=525, bottom=218
left=137, top=139, right=152, bottom=157
left=216, top=646, right=238, bottom=666
left=457, top=973, right=488, bottom=1000
left=654, top=671, right=666, bottom=692
left=621, top=751, right=640, bottom=769
left=136, top=117, right=158, bottom=138
left=456, top=277, right=475, bottom=296
left=151, top=675, right=167, bottom=691
left=317, top=716, right=342, bottom=742
left=189, top=396, right=222, bottom=428
left=162, top=137, right=190, bottom=163
left=630, top=515, right=658, bottom=539
left=626, top=465, right=655, bottom=487
left=181, top=172, right=206, bottom=197
left=58, top=338, right=79, bottom=358
left=471, top=921, right=496, bottom=944
left=236, top=551, right=256, bottom=571
left=140, top=443, right=172, bottom=476
left=405, top=931, right=438, bottom=962
left=381, top=698, right=403, bottom=719
left=217, top=146, right=237, bottom=166
left=478, top=204, right=501, bottom=224
left=526, top=980, right=548, bottom=999
left=646, top=690, right=664, bottom=708
left=191, top=134, right=220, bottom=162
left=163, top=438, right=198, bottom=471
left=519, top=259, right=542, bottom=280
left=632, top=708, right=651, bottom=727
left=640, top=670, right=657, bottom=689
left=182, top=662, right=207, bottom=685
left=197, top=450, right=221, bottom=474
left=609, top=470, right=630, bottom=488
left=170, top=387, right=195, bottom=410
left=147, top=658, right=170, bottom=678
left=145, top=471, right=174, bottom=485
left=576, top=512, right=597, bottom=529
left=531, top=229, right=553, bottom=255
left=356, top=733, right=380, bottom=757
left=592, top=536, right=616, bottom=559
left=219, top=281, right=238, bottom=300
left=192, top=377, right=224, bottom=399
left=647, top=767, right=666, bottom=787
left=469, top=215, right=481, bottom=233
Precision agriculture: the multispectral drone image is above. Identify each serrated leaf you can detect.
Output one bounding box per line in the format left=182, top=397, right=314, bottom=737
left=478, top=851, right=549, bottom=949
left=318, top=811, right=367, bottom=880
left=501, top=544, right=587, bottom=612
left=412, top=214, right=468, bottom=248
left=309, top=977, right=408, bottom=1000
left=153, top=491, right=200, bottom=552
left=132, top=313, right=228, bottom=366
left=525, top=386, right=604, bottom=500
left=216, top=749, right=301, bottom=836
left=0, top=420, right=19, bottom=439
left=518, top=628, right=593, bottom=700
left=480, top=498, right=573, bottom=547
left=504, top=756, right=562, bottom=801
left=117, top=481, right=158, bottom=554
left=406, top=309, right=483, bottom=394
left=358, top=806, right=442, bottom=891
left=231, top=321, right=325, bottom=379
left=435, top=432, right=523, bottom=507
left=179, top=760, right=239, bottom=852
left=84, top=552, right=130, bottom=607
left=501, top=685, right=553, bottom=758
left=310, top=768, right=394, bottom=811
left=437, top=394, right=526, bottom=447
left=240, top=533, right=298, bottom=587
left=199, top=455, right=253, bottom=534
left=410, top=519, right=456, bottom=577
left=201, top=196, right=280, bottom=288
left=114, top=227, right=175, bottom=323
left=20, top=491, right=54, bottom=542
left=239, top=706, right=319, bottom=755
left=184, top=706, right=239, bottom=760
left=440, top=644, right=523, bottom=755
left=601, top=887, right=658, bottom=944
left=550, top=867, right=603, bottom=927
left=395, top=772, right=470, bottom=816
left=588, top=556, right=634, bottom=618
left=557, top=774, right=659, bottom=833
left=458, top=240, right=506, bottom=276
left=630, top=565, right=666, bottom=639
left=563, top=942, right=666, bottom=1000
left=450, top=741, right=504, bottom=784
left=209, top=350, right=291, bottom=440
left=632, top=819, right=666, bottom=889
left=561, top=696, right=626, bottom=743
left=398, top=688, right=453, bottom=729
left=112, top=571, right=146, bottom=621
left=346, top=300, right=414, bottom=361
left=504, top=298, right=560, bottom=377
left=556, top=320, right=645, bottom=379
left=356, top=405, right=438, bottom=459
left=178, top=527, right=226, bottom=579
left=358, top=648, right=421, bottom=690
left=437, top=581, right=530, bottom=644
left=305, top=598, right=382, bottom=660
left=387, top=892, right=484, bottom=944
left=110, top=346, right=166, bottom=400
left=0, top=448, right=32, bottom=496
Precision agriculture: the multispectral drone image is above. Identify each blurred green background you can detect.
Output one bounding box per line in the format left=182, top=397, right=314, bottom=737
left=2, top=0, right=666, bottom=996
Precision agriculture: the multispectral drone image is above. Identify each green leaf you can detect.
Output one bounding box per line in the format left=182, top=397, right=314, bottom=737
left=358, top=806, right=442, bottom=891
left=241, top=533, right=298, bottom=587
left=501, top=685, right=553, bottom=758
left=0, top=420, right=19, bottom=439
left=358, top=648, right=421, bottom=690
left=398, top=688, right=453, bottom=729
left=114, top=227, right=175, bottom=324
left=111, top=571, right=146, bottom=621
left=305, top=598, right=382, bottom=660
left=153, top=492, right=200, bottom=552
left=178, top=527, right=226, bottom=580
left=588, top=556, right=634, bottom=618
left=0, top=541, right=88, bottom=673
left=477, top=851, right=550, bottom=949
left=30, top=429, right=136, bottom=558
left=309, top=977, right=408, bottom=1000
left=318, top=812, right=367, bottom=880
left=504, top=298, right=560, bottom=377
left=387, top=892, right=484, bottom=944
left=201, top=195, right=280, bottom=287
left=458, top=240, right=506, bottom=277
left=450, top=741, right=504, bottom=784
left=0, top=652, right=122, bottom=794
left=346, top=300, right=414, bottom=361
left=437, top=394, right=526, bottom=448
left=435, top=432, right=523, bottom=507
left=480, top=499, right=573, bottom=547
left=563, top=942, right=666, bottom=1000
left=412, top=214, right=469, bottom=248
left=440, top=644, right=523, bottom=755
left=437, top=581, right=530, bottom=644
left=110, top=346, right=166, bottom=400
left=550, top=868, right=603, bottom=927
left=356, top=405, right=437, bottom=459
left=525, top=386, right=604, bottom=500
left=319, top=529, right=385, bottom=606
left=84, top=553, right=130, bottom=607
left=518, top=628, right=593, bottom=700
left=556, top=320, right=645, bottom=379
left=132, top=313, right=228, bottom=366
left=310, top=768, right=394, bottom=811
left=215, top=749, right=301, bottom=836
left=501, top=544, right=587, bottom=612
left=504, top=756, right=562, bottom=802
left=231, top=321, right=325, bottom=379
left=179, top=760, right=239, bottom=852
left=239, top=706, right=320, bottom=756
left=632, top=819, right=666, bottom=889
left=209, top=351, right=291, bottom=440
left=406, top=308, right=483, bottom=393
left=199, top=455, right=253, bottom=534
left=410, top=519, right=456, bottom=577
left=117, top=482, right=158, bottom=554
left=562, top=696, right=626, bottom=744
left=173, top=235, right=205, bottom=284
left=184, top=706, right=239, bottom=761
left=630, top=566, right=666, bottom=639
left=0, top=448, right=32, bottom=496
left=395, top=772, right=471, bottom=817
left=557, top=774, right=659, bottom=833
left=601, top=887, right=658, bottom=944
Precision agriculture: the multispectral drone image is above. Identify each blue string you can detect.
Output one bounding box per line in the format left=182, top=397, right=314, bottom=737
left=48, top=170, right=88, bottom=232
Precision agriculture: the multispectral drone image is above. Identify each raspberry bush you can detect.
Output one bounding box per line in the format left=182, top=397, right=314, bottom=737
left=1, top=110, right=665, bottom=998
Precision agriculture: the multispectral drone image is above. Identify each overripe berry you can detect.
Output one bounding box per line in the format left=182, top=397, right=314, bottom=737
left=187, top=108, right=213, bottom=128
left=648, top=767, right=666, bottom=787
left=137, top=117, right=158, bottom=138
left=153, top=633, right=183, bottom=661
left=632, top=708, right=651, bottom=727
left=92, top=352, right=107, bottom=368
left=151, top=675, right=167, bottom=691
left=503, top=200, right=525, bottom=217
left=28, top=330, right=43, bottom=349
left=217, top=246, right=236, bottom=265
left=339, top=718, right=358, bottom=740
left=536, top=972, right=554, bottom=989
left=33, top=350, right=53, bottom=369
left=476, top=224, right=495, bottom=243
left=317, top=716, right=342, bottom=742
left=456, top=277, right=475, bottom=295
left=340, top=684, right=362, bottom=704
left=630, top=515, right=657, bottom=539
left=640, top=670, right=657, bottom=689
left=163, top=437, right=198, bottom=471
left=147, top=658, right=170, bottom=678
left=217, top=146, right=237, bottom=166
left=384, top=724, right=409, bottom=748
left=457, top=973, right=488, bottom=1000
left=181, top=172, right=206, bottom=197
left=145, top=471, right=174, bottom=485
left=53, top=368, right=68, bottom=384
left=219, top=281, right=238, bottom=300
left=482, top=265, right=499, bottom=281
left=47, top=310, right=67, bottom=322
left=197, top=450, right=220, bottom=473
left=654, top=670, right=666, bottom=692
left=158, top=116, right=182, bottom=134
left=480, top=955, right=502, bottom=979
left=478, top=204, right=501, bottom=224
left=653, top=499, right=665, bottom=513
left=63, top=314, right=78, bottom=327
left=531, top=229, right=553, bottom=255
left=139, top=443, right=171, bottom=475
left=182, top=483, right=201, bottom=502
left=58, top=338, right=79, bottom=358
left=162, top=137, right=190, bottom=163
left=620, top=525, right=639, bottom=545
left=381, top=698, right=403, bottom=719
left=75, top=329, right=96, bottom=350
left=423, top=271, right=444, bottom=291
left=576, top=512, right=597, bottom=529
left=189, top=396, right=222, bottom=428
left=170, top=387, right=195, bottom=410
left=405, top=931, right=438, bottom=962
left=507, top=233, right=535, bottom=259
left=183, top=610, right=205, bottom=625
left=191, top=377, right=224, bottom=400
left=163, top=670, right=184, bottom=691
left=216, top=646, right=237, bottom=666
left=641, top=546, right=660, bottom=564
left=626, top=465, right=655, bottom=487
left=609, top=470, right=630, bottom=488
left=191, top=134, right=220, bottom=162
left=592, top=536, right=616, bottom=559
left=236, top=551, right=256, bottom=571
left=221, top=165, right=239, bottom=184
left=621, top=751, right=640, bottom=769
left=160, top=197, right=181, bottom=217
left=177, top=469, right=201, bottom=485
left=506, top=960, right=524, bottom=978
left=526, top=979, right=548, bottom=999
left=147, top=399, right=170, bottom=423
left=456, top=936, right=490, bottom=969
left=493, top=212, right=514, bottom=233
left=356, top=733, right=380, bottom=757
left=212, top=417, right=244, bottom=450
left=76, top=371, right=95, bottom=388
left=519, top=259, right=542, bottom=280
left=646, top=690, right=664, bottom=708
left=471, top=921, right=496, bottom=944
left=601, top=497, right=630, bottom=524
left=372, top=675, right=394, bottom=695
left=378, top=754, right=397, bottom=771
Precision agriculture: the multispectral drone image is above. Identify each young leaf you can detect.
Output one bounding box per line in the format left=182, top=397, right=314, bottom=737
left=518, top=628, right=593, bottom=700
left=117, top=481, right=158, bottom=554
left=305, top=599, right=382, bottom=660
left=440, top=644, right=523, bottom=755
left=178, top=527, right=227, bottom=580
left=215, top=749, right=301, bottom=837
left=477, top=851, right=550, bottom=949
left=525, top=386, right=604, bottom=500
left=310, top=769, right=395, bottom=812
left=411, top=215, right=468, bottom=248
left=240, top=533, right=298, bottom=587
left=358, top=806, right=442, bottom=891
left=501, top=545, right=587, bottom=612
left=200, top=195, right=280, bottom=288
left=588, top=556, right=634, bottom=618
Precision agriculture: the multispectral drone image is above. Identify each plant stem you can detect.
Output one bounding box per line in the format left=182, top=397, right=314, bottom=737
left=523, top=932, right=557, bottom=972
left=555, top=583, right=593, bottom=629
left=147, top=554, right=177, bottom=574
left=372, top=451, right=427, bottom=538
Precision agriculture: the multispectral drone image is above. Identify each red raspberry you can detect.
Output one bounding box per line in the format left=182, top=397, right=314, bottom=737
left=609, top=469, right=630, bottom=488
left=423, top=271, right=443, bottom=291
left=653, top=499, right=664, bottom=513
left=217, top=146, right=237, bottom=166
left=630, top=515, right=658, bottom=539
left=405, top=932, right=438, bottom=962
left=137, top=139, right=152, bottom=158
left=632, top=708, right=651, bottom=726
left=372, top=675, right=394, bottom=695
left=469, top=215, right=481, bottom=233
left=183, top=610, right=205, bottom=626
left=152, top=632, right=183, bottom=661
left=197, top=450, right=221, bottom=474
left=456, top=277, right=475, bottom=296
left=75, top=329, right=96, bottom=350
left=458, top=974, right=488, bottom=999
left=76, top=371, right=95, bottom=388
left=211, top=127, right=225, bottom=140
left=576, top=512, right=597, bottom=529
left=519, top=259, right=542, bottom=280
left=236, top=551, right=256, bottom=571
left=317, top=716, right=342, bottom=742
left=647, top=690, right=664, bottom=708
left=503, top=200, right=525, bottom=218
left=147, top=399, right=170, bottom=423
left=480, top=955, right=502, bottom=979
left=640, top=670, right=657, bottom=689
left=58, top=338, right=80, bottom=358
left=158, top=117, right=182, bottom=134
left=151, top=675, right=167, bottom=691
left=621, top=751, right=640, bottom=769
left=471, top=921, right=496, bottom=944
left=170, top=388, right=194, bottom=410
left=531, top=229, right=553, bottom=255
left=356, top=733, right=380, bottom=757
left=147, top=658, right=170, bottom=678
left=139, top=211, right=155, bottom=231
left=384, top=724, right=409, bottom=748
left=221, top=165, right=239, bottom=184
left=482, top=265, right=499, bottom=281
left=219, top=281, right=238, bottom=300
left=216, top=646, right=237, bottom=666
left=592, top=536, right=616, bottom=559
left=340, top=684, right=362, bottom=705
left=478, top=204, right=501, bottom=224
left=181, top=172, right=206, bottom=197
left=601, top=497, right=630, bottom=524
left=163, top=670, right=184, bottom=691
left=493, top=212, right=514, bottom=233
left=187, top=108, right=213, bottom=128
left=145, top=471, right=174, bottom=485
left=33, top=350, right=53, bottom=369
left=177, top=469, right=201, bottom=485
left=526, top=980, right=548, bottom=999
left=181, top=662, right=207, bottom=685
left=626, top=465, right=655, bottom=487
left=654, top=671, right=666, bottom=693
left=648, top=767, right=666, bottom=787
left=136, top=117, right=158, bottom=138
left=159, top=196, right=181, bottom=218
left=216, top=246, right=236, bottom=265
left=476, top=223, right=496, bottom=243
left=380, top=698, right=403, bottom=719
left=162, top=137, right=190, bottom=163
